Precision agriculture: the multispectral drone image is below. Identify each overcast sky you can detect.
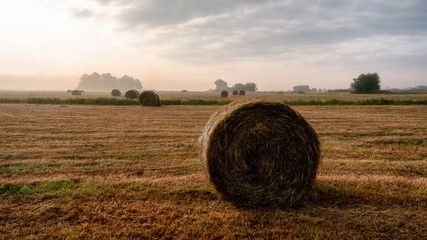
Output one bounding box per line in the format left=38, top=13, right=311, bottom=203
left=0, top=0, right=426, bottom=91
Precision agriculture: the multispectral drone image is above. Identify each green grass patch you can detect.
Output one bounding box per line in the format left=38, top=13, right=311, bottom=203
left=40, top=181, right=72, bottom=192
left=0, top=184, right=28, bottom=195
left=0, top=162, right=28, bottom=174
left=161, top=99, right=232, bottom=105
left=284, top=98, right=427, bottom=105
left=0, top=97, right=232, bottom=106
left=0, top=181, right=72, bottom=196
left=1, top=97, right=425, bottom=105
left=0, top=97, right=140, bottom=105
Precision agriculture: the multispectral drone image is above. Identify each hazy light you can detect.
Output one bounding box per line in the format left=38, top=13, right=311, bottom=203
left=0, top=1, right=426, bottom=91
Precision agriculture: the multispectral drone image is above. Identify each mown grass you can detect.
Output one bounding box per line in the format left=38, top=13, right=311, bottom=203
left=0, top=104, right=426, bottom=239
left=0, top=179, right=109, bottom=198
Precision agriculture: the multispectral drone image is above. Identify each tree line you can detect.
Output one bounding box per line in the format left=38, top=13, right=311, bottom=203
left=214, top=79, right=257, bottom=92
left=76, top=72, right=142, bottom=91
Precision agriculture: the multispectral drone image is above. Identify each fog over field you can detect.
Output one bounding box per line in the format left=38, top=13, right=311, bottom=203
left=0, top=0, right=426, bottom=90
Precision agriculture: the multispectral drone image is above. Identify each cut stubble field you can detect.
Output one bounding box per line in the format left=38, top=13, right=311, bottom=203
left=0, top=102, right=426, bottom=239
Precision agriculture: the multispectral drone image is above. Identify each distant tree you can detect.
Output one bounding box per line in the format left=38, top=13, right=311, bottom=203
left=118, top=75, right=142, bottom=90
left=232, top=83, right=245, bottom=90
left=215, top=79, right=228, bottom=91
left=134, top=79, right=142, bottom=89
left=351, top=73, right=380, bottom=92
left=244, top=82, right=257, bottom=92
left=76, top=72, right=142, bottom=91
left=77, top=72, right=101, bottom=90
left=213, top=79, right=257, bottom=92
left=101, top=73, right=118, bottom=89
left=409, top=85, right=427, bottom=91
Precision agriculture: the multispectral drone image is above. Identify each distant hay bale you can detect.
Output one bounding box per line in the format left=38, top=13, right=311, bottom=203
left=111, top=89, right=121, bottom=97
left=232, top=90, right=238, bottom=95
left=66, top=90, right=72, bottom=93
left=221, top=90, right=228, bottom=97
left=125, top=90, right=140, bottom=99
left=239, top=90, right=246, bottom=96
left=139, top=90, right=161, bottom=106
left=71, top=90, right=82, bottom=95
left=200, top=101, right=320, bottom=208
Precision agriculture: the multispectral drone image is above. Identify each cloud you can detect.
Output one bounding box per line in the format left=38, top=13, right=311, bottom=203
left=110, top=1, right=427, bottom=35
left=80, top=0, right=427, bottom=66
left=71, top=8, right=96, bottom=18
left=115, top=0, right=265, bottom=28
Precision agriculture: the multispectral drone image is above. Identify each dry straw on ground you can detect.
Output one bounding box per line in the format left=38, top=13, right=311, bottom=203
left=125, top=90, right=140, bottom=99
left=139, top=90, right=161, bottom=106
left=221, top=90, right=228, bottom=97
left=200, top=101, right=320, bottom=208
left=111, top=89, right=121, bottom=97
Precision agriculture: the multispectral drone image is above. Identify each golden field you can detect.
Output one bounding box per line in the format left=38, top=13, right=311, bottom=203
left=0, top=91, right=426, bottom=239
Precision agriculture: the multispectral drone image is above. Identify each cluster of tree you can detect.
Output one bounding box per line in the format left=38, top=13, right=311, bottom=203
left=292, top=85, right=318, bottom=92
left=409, top=85, right=427, bottom=91
left=76, top=72, right=142, bottom=91
left=351, top=73, right=380, bottom=93
left=389, top=85, right=427, bottom=92
left=214, top=79, right=257, bottom=92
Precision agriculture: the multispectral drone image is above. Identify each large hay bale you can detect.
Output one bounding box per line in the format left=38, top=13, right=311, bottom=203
left=239, top=90, right=246, bottom=96
left=71, top=90, right=82, bottom=95
left=139, top=90, right=161, bottom=106
left=232, top=90, right=238, bottom=95
left=111, top=89, right=121, bottom=97
left=220, top=90, right=228, bottom=97
left=125, top=89, right=140, bottom=99
left=200, top=101, right=320, bottom=208
left=66, top=90, right=72, bottom=93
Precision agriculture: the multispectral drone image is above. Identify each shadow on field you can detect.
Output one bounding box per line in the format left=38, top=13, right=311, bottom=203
left=156, top=182, right=415, bottom=210
left=308, top=183, right=419, bottom=208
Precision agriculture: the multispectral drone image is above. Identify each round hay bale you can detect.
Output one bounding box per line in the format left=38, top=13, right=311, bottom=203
left=111, top=89, right=121, bottom=97
left=125, top=89, right=140, bottom=99
left=66, top=90, right=72, bottom=93
left=220, top=90, right=228, bottom=97
left=239, top=90, right=246, bottom=96
left=232, top=90, right=238, bottom=95
left=71, top=90, right=82, bottom=95
left=139, top=90, right=161, bottom=106
left=200, top=101, right=320, bottom=208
